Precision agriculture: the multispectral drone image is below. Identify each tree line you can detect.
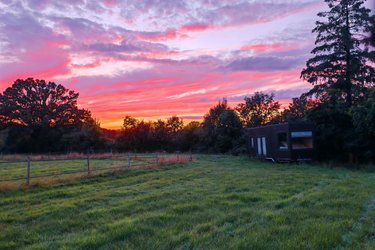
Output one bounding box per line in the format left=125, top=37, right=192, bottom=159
left=0, top=0, right=374, bottom=164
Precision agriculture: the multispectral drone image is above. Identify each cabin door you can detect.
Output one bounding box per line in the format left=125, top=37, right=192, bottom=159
left=257, top=137, right=267, bottom=156
left=262, top=137, right=267, bottom=156
left=257, top=138, right=262, bottom=155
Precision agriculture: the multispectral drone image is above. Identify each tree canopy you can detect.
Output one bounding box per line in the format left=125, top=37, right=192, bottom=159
left=301, top=0, right=375, bottom=107
left=202, top=99, right=242, bottom=153
left=299, top=0, right=375, bottom=163
left=0, top=78, right=91, bottom=128
left=236, top=92, right=280, bottom=128
left=0, top=78, right=103, bottom=153
left=281, top=95, right=318, bottom=122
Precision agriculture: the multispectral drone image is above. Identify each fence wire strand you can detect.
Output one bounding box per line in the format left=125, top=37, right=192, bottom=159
left=0, top=154, right=193, bottom=185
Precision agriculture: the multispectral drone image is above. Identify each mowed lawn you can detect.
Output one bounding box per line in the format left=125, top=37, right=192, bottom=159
left=0, top=156, right=374, bottom=249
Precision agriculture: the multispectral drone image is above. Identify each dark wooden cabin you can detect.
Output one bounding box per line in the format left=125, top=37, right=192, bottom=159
left=246, top=123, right=314, bottom=162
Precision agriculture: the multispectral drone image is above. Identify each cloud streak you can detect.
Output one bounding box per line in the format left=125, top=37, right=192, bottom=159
left=0, top=0, right=320, bottom=128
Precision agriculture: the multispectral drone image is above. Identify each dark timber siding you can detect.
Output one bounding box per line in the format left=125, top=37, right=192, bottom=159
left=247, top=123, right=314, bottom=162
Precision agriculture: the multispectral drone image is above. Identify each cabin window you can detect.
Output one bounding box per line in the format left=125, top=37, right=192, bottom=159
left=277, top=133, right=288, bottom=150
left=291, top=131, right=313, bottom=149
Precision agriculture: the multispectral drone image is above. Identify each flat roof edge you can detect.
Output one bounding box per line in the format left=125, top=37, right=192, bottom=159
left=245, top=122, right=313, bottom=130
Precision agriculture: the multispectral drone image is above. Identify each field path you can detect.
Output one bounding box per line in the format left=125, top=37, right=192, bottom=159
left=340, top=193, right=375, bottom=249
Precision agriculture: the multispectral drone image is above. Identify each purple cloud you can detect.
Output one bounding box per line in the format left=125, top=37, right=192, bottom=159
left=87, top=37, right=170, bottom=53
left=0, top=0, right=320, bottom=128
left=226, top=56, right=304, bottom=72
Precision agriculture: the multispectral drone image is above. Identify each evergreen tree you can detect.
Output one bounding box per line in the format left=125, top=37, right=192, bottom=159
left=301, top=0, right=375, bottom=107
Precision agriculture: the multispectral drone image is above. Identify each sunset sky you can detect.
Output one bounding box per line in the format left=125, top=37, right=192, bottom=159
left=0, top=0, right=372, bottom=128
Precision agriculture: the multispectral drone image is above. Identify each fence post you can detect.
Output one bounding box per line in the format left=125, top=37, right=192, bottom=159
left=190, top=152, right=193, bottom=161
left=87, top=154, right=91, bottom=175
left=26, top=156, right=30, bottom=186
left=128, top=153, right=131, bottom=168
left=155, top=154, right=159, bottom=166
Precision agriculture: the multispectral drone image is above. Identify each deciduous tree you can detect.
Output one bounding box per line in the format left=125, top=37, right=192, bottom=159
left=0, top=78, right=90, bottom=127
left=282, top=95, right=318, bottom=122
left=236, top=92, right=280, bottom=127
left=203, top=99, right=242, bottom=153
left=0, top=78, right=101, bottom=153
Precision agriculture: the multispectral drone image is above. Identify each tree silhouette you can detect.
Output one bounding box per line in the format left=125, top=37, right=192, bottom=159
left=236, top=92, right=280, bottom=127
left=203, top=99, right=242, bottom=153
left=349, top=88, right=375, bottom=161
left=282, top=95, right=318, bottom=122
left=0, top=78, right=91, bottom=127
left=301, top=0, right=375, bottom=107
left=0, top=78, right=101, bottom=153
left=166, top=116, right=183, bottom=134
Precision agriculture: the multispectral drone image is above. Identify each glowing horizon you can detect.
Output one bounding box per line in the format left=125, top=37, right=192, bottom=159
left=0, top=0, right=342, bottom=129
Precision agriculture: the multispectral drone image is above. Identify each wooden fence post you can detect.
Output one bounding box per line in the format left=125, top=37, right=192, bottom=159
left=26, top=156, right=30, bottom=186
left=128, top=153, right=131, bottom=168
left=87, top=154, right=91, bottom=175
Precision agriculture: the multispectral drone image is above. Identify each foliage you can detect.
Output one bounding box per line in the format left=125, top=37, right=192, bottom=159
left=298, top=0, right=375, bottom=163
left=301, top=0, right=375, bottom=107
left=349, top=88, right=375, bottom=162
left=0, top=78, right=89, bottom=127
left=202, top=99, right=243, bottom=153
left=281, top=95, right=318, bottom=122
left=116, top=116, right=202, bottom=152
left=236, top=92, right=280, bottom=127
left=166, top=116, right=183, bottom=134
left=307, top=102, right=354, bottom=162
left=173, top=121, right=203, bottom=152
left=116, top=120, right=154, bottom=152
left=0, top=78, right=104, bottom=153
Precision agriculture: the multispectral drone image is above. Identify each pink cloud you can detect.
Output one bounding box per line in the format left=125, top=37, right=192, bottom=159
left=137, top=29, right=181, bottom=41
left=0, top=12, right=71, bottom=88
left=67, top=66, right=307, bottom=128
left=241, top=43, right=285, bottom=52
left=180, top=23, right=210, bottom=32
left=0, top=0, right=318, bottom=128
left=103, top=0, right=117, bottom=7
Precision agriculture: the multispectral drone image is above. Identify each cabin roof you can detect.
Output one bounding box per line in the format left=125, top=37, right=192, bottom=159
left=245, top=122, right=313, bottom=131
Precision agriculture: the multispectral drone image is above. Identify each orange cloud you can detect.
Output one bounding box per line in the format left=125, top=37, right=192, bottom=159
left=241, top=43, right=284, bottom=52
left=70, top=69, right=305, bottom=129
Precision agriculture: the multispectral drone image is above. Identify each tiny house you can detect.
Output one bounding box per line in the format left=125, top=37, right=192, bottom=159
left=246, top=123, right=314, bottom=162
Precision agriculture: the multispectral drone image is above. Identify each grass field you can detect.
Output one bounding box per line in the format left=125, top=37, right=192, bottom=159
left=0, top=154, right=190, bottom=188
left=0, top=155, right=374, bottom=249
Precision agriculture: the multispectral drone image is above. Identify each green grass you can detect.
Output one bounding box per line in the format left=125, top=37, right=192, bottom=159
left=0, top=156, right=156, bottom=181
left=0, top=155, right=374, bottom=249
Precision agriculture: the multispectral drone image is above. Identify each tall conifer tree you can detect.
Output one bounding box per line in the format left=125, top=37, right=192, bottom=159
left=301, top=0, right=375, bottom=107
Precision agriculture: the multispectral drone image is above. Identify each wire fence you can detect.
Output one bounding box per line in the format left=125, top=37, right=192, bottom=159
left=0, top=153, right=193, bottom=187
